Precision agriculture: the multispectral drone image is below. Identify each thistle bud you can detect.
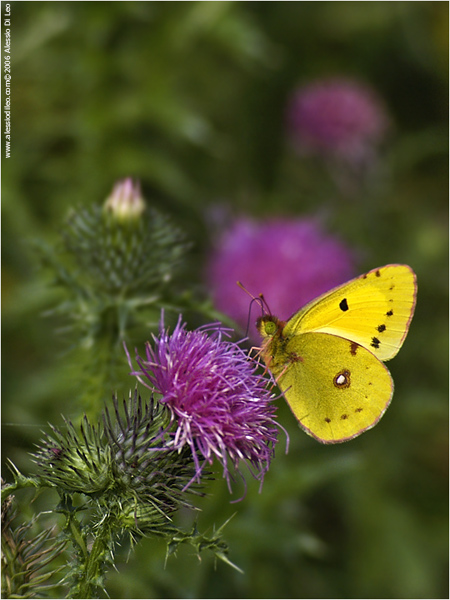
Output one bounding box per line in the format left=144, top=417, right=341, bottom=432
left=1, top=494, right=66, bottom=598
left=103, top=178, right=146, bottom=222
left=33, top=393, right=202, bottom=533
left=62, top=179, right=188, bottom=296
left=33, top=417, right=112, bottom=494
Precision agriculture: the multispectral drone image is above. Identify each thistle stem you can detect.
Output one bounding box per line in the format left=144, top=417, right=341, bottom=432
left=68, top=512, right=115, bottom=599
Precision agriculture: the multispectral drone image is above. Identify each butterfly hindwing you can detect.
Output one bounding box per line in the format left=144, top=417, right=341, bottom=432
left=278, top=332, right=394, bottom=443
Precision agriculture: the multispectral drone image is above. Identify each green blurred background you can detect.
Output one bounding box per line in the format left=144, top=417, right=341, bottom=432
left=2, top=2, right=448, bottom=598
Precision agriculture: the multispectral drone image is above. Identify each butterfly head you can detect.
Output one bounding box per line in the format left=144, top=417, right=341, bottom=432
left=256, top=315, right=285, bottom=341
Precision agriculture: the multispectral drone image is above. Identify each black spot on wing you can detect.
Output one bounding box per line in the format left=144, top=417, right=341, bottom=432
left=339, top=298, right=349, bottom=312
left=386, top=309, right=394, bottom=317
left=371, top=337, right=381, bottom=349
left=377, top=324, right=386, bottom=333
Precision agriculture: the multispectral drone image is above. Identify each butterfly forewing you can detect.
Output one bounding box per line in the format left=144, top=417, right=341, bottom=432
left=283, top=264, right=417, bottom=361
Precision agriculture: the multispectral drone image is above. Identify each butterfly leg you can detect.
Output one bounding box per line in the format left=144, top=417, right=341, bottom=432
left=273, top=351, right=303, bottom=385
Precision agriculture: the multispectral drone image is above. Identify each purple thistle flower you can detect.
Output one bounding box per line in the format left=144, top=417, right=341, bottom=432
left=287, top=78, right=389, bottom=165
left=205, top=217, right=356, bottom=332
left=127, top=316, right=279, bottom=491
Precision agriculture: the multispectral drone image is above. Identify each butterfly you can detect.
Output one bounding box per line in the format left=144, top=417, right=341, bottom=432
left=256, top=264, right=417, bottom=443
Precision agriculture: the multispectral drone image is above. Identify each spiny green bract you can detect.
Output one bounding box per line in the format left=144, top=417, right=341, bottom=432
left=62, top=202, right=188, bottom=297
left=33, top=394, right=202, bottom=532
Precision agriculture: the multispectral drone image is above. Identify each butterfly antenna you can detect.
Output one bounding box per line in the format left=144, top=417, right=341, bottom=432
left=235, top=282, right=258, bottom=337
left=236, top=281, right=273, bottom=337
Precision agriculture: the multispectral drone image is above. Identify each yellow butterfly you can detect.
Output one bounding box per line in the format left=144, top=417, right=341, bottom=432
left=256, top=264, right=417, bottom=443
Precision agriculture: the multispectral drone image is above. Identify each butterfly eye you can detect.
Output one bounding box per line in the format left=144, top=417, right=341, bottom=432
left=257, top=317, right=278, bottom=337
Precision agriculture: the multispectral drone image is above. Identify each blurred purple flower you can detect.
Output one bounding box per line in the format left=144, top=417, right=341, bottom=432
left=205, top=217, right=356, bottom=330
left=128, top=316, right=278, bottom=490
left=287, top=78, right=389, bottom=165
